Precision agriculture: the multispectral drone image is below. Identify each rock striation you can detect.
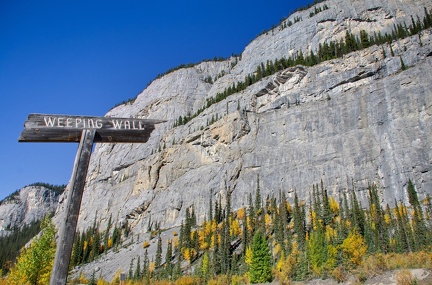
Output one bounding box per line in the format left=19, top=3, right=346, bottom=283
left=51, top=0, right=432, bottom=280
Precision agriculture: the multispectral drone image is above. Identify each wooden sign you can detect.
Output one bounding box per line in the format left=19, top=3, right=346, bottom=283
left=19, top=113, right=165, bottom=143
left=19, top=113, right=164, bottom=285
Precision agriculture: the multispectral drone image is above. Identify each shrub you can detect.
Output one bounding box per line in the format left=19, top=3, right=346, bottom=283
left=152, top=280, right=174, bottom=285
left=230, top=275, right=249, bottom=285
left=396, top=270, right=414, bottom=285
left=207, top=275, right=229, bottom=285
left=175, top=275, right=200, bottom=285
left=331, top=265, right=348, bottom=283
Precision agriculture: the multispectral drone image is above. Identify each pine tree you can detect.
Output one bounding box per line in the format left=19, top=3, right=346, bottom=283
left=367, top=183, right=389, bottom=253
left=200, top=251, right=211, bottom=282
left=293, top=192, right=306, bottom=249
left=242, top=209, right=249, bottom=254
left=165, top=240, right=173, bottom=278
left=209, top=192, right=213, bottom=222
left=360, top=30, right=371, bottom=48
left=278, top=191, right=290, bottom=252
left=321, top=182, right=332, bottom=226
left=128, top=258, right=134, bottom=279
left=255, top=175, right=262, bottom=215
left=407, top=180, right=430, bottom=250
left=249, top=231, right=272, bottom=283
left=134, top=256, right=141, bottom=280
left=212, top=233, right=221, bottom=275
left=345, top=31, right=358, bottom=52
left=394, top=200, right=411, bottom=252
left=248, top=192, right=255, bottom=236
left=71, top=232, right=82, bottom=266
left=142, top=249, right=150, bottom=280
left=400, top=56, right=407, bottom=70
left=350, top=189, right=365, bottom=236
left=104, top=214, right=112, bottom=251
left=308, top=221, right=327, bottom=276
left=407, top=179, right=420, bottom=208
left=155, top=234, right=162, bottom=269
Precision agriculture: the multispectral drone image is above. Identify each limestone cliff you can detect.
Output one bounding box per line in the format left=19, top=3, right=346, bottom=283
left=54, top=0, right=431, bottom=278
left=0, top=185, right=60, bottom=236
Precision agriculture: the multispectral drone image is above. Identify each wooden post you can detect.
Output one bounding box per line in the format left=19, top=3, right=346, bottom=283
left=50, top=129, right=96, bottom=285
left=19, top=113, right=164, bottom=284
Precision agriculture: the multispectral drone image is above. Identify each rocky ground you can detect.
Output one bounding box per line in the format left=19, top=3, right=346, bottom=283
left=262, top=268, right=432, bottom=285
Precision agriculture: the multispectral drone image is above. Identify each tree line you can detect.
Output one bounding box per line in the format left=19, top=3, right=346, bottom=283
left=0, top=219, right=42, bottom=276
left=120, top=179, right=432, bottom=284
left=2, top=178, right=431, bottom=284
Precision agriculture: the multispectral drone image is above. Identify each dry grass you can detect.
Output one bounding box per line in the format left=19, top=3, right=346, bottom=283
left=356, top=251, right=432, bottom=279
left=396, top=270, right=414, bottom=285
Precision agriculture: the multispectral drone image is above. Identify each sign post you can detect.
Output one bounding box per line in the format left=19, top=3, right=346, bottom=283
left=19, top=113, right=164, bottom=285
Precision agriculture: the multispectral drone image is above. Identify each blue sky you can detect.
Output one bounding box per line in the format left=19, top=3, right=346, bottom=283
left=0, top=0, right=311, bottom=201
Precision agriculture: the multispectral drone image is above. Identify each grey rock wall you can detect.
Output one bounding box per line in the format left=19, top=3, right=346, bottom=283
left=53, top=0, right=432, bottom=279
left=0, top=186, right=59, bottom=236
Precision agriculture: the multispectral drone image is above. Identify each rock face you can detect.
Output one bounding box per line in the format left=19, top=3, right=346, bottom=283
left=53, top=0, right=432, bottom=279
left=0, top=186, right=60, bottom=236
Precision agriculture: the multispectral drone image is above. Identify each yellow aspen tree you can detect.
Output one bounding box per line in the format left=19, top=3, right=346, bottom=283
left=230, top=219, right=241, bottom=237
left=329, top=197, right=340, bottom=216
left=245, top=246, right=253, bottom=266
left=341, top=228, right=367, bottom=266
left=8, top=215, right=56, bottom=285
left=237, top=208, right=246, bottom=220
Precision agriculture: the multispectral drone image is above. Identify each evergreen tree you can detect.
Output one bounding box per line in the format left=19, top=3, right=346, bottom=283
left=71, top=232, right=82, bottom=266
left=243, top=209, right=249, bottom=253
left=255, top=175, right=262, bottom=216
left=321, top=181, right=332, bottom=226
left=142, top=249, right=150, bottom=280
left=279, top=191, right=290, bottom=252
left=165, top=240, right=173, bottom=278
left=407, top=180, right=430, bottom=250
left=367, top=183, right=389, bottom=253
left=407, top=179, right=420, bottom=208
left=209, top=192, right=213, bottom=222
left=134, top=256, right=141, bottom=280
left=350, top=189, right=365, bottom=236
left=128, top=258, right=134, bottom=279
left=308, top=221, right=327, bottom=276
left=345, top=31, right=358, bottom=52
left=248, top=192, right=255, bottom=236
left=400, top=56, right=407, bottom=70
left=88, top=271, right=97, bottom=285
left=200, top=251, right=211, bottom=282
left=112, top=224, right=121, bottom=247
left=155, top=234, right=162, bottom=269
left=293, top=192, right=306, bottom=249
left=90, top=224, right=101, bottom=261
left=394, top=200, right=411, bottom=252
left=104, top=214, right=112, bottom=251
left=249, top=231, right=272, bottom=283
left=212, top=233, right=221, bottom=275
left=361, top=30, right=371, bottom=48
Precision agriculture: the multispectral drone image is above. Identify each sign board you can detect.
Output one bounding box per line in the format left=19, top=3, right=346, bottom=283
left=19, top=113, right=165, bottom=143
left=19, top=113, right=164, bottom=285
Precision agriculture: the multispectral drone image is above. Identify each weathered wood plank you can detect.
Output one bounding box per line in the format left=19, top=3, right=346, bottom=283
left=50, top=129, right=95, bottom=285
left=19, top=126, right=156, bottom=143
left=23, top=113, right=164, bottom=130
